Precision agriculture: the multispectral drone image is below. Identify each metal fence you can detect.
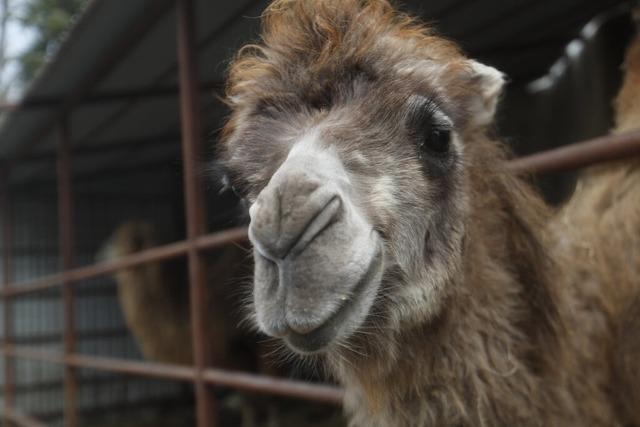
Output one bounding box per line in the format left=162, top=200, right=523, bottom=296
left=1, top=0, right=640, bottom=426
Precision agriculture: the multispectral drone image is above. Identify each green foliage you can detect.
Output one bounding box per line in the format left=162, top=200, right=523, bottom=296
left=17, top=0, right=87, bottom=83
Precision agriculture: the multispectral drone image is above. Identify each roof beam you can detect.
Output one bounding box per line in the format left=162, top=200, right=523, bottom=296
left=0, top=82, right=221, bottom=112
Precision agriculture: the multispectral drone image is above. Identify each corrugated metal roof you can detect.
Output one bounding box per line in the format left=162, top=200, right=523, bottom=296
left=1, top=0, right=170, bottom=157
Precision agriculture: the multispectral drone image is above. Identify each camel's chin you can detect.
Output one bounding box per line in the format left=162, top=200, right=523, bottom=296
left=280, top=244, right=385, bottom=355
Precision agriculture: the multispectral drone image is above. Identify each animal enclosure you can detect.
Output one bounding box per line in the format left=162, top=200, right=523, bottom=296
left=1, top=0, right=640, bottom=426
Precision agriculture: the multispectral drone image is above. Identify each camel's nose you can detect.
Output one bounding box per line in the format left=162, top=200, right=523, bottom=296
left=248, top=172, right=342, bottom=261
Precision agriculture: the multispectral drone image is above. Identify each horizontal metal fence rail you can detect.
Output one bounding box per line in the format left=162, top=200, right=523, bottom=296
left=507, top=129, right=640, bottom=174
left=2, top=407, right=48, bottom=427
left=0, top=345, right=344, bottom=405
left=1, top=226, right=248, bottom=298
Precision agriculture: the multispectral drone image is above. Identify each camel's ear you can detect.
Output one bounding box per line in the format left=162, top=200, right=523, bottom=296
left=395, top=58, right=505, bottom=127
left=462, top=60, right=506, bottom=127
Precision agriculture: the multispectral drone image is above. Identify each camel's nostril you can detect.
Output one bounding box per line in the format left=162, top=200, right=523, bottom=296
left=287, top=196, right=341, bottom=258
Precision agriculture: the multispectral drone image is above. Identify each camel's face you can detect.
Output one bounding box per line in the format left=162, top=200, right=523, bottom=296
left=220, top=2, right=504, bottom=355
left=222, top=69, right=490, bottom=354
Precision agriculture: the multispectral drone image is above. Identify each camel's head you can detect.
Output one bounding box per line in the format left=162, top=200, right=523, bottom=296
left=220, top=0, right=504, bottom=355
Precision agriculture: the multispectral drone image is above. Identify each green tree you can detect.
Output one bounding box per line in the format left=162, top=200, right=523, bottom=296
left=17, top=0, right=87, bottom=83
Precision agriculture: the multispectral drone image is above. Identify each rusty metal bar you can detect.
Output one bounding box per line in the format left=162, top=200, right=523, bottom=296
left=176, top=0, right=218, bottom=425
left=12, top=327, right=128, bottom=346
left=4, top=239, right=189, bottom=297
left=57, top=119, right=78, bottom=427
left=1, top=171, right=16, bottom=417
left=194, top=228, right=248, bottom=250
left=507, top=129, right=640, bottom=174
left=4, top=370, right=146, bottom=395
left=0, top=345, right=344, bottom=405
left=201, top=368, right=344, bottom=405
left=1, top=227, right=248, bottom=298
left=2, top=407, right=47, bottom=427
left=1, top=345, right=193, bottom=382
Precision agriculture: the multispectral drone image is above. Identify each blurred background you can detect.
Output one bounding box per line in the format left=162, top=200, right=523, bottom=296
left=0, top=0, right=636, bottom=426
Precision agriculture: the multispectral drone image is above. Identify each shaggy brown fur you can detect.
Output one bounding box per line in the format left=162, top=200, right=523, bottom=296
left=220, top=1, right=640, bottom=425
left=555, top=27, right=640, bottom=426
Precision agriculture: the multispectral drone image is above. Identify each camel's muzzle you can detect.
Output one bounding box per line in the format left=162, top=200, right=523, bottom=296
left=248, top=138, right=384, bottom=353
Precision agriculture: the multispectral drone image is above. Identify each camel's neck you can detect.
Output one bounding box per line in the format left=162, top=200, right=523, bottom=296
left=333, top=138, right=563, bottom=426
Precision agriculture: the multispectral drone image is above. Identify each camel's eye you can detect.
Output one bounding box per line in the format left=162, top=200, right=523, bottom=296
left=420, top=127, right=450, bottom=156
left=406, top=95, right=455, bottom=175
left=407, top=96, right=452, bottom=158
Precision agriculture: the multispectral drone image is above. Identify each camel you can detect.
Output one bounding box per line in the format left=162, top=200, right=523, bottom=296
left=218, top=1, right=640, bottom=426
left=98, top=221, right=248, bottom=367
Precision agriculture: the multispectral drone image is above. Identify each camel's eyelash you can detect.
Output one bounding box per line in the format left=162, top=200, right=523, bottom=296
left=405, top=95, right=451, bottom=132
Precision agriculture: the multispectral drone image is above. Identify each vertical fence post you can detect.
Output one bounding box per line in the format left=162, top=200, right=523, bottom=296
left=1, top=169, right=15, bottom=417
left=57, top=118, right=78, bottom=427
left=176, top=1, right=217, bottom=426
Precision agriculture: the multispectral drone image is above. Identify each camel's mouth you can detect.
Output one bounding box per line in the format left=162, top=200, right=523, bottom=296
left=284, top=239, right=384, bottom=354
left=251, top=225, right=385, bottom=355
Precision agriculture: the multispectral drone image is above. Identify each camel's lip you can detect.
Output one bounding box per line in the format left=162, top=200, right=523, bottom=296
left=284, top=238, right=384, bottom=354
